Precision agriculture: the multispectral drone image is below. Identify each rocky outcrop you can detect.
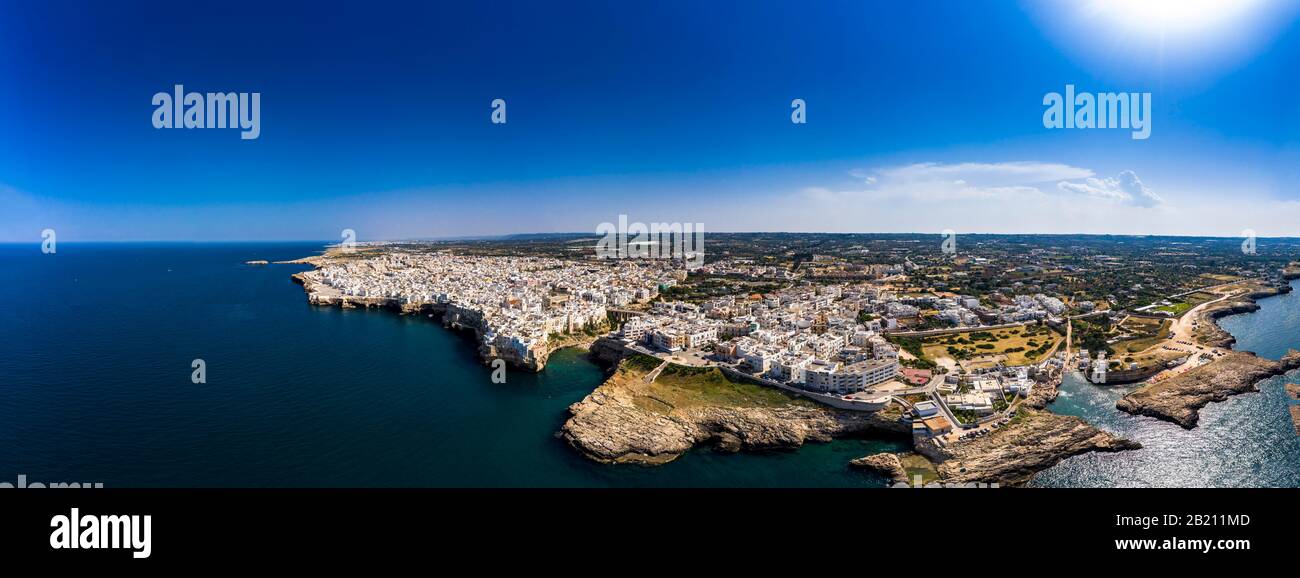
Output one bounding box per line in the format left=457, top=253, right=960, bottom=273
left=897, top=331, right=1139, bottom=486
left=1022, top=368, right=1062, bottom=410
left=1125, top=281, right=1300, bottom=429
left=929, top=410, right=1140, bottom=486
left=848, top=453, right=908, bottom=485
left=1116, top=350, right=1300, bottom=429
left=561, top=360, right=908, bottom=465
left=586, top=336, right=629, bottom=367
left=558, top=350, right=1135, bottom=486
left=1197, top=301, right=1260, bottom=348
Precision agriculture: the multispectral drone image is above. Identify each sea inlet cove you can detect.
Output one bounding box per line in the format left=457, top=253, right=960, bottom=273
left=5, top=233, right=1300, bottom=488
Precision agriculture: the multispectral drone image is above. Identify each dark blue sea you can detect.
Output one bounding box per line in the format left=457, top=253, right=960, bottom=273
left=0, top=243, right=908, bottom=487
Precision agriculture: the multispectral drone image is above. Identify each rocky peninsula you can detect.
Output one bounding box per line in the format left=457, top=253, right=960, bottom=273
left=1118, top=282, right=1300, bottom=429
left=1116, top=350, right=1300, bottom=428
left=564, top=341, right=1137, bottom=486
left=840, top=362, right=1141, bottom=487
left=560, top=350, right=910, bottom=465
left=912, top=410, right=1140, bottom=486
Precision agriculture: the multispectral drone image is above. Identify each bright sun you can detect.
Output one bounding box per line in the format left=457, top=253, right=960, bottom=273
left=1088, top=0, right=1263, bottom=33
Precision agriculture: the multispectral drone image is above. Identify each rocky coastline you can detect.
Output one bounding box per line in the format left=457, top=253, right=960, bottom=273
left=271, top=250, right=1192, bottom=483
left=560, top=347, right=910, bottom=465
left=1195, top=284, right=1289, bottom=348
left=565, top=337, right=1138, bottom=485
left=585, top=335, right=629, bottom=366
left=1116, top=350, right=1300, bottom=428
left=1197, top=300, right=1260, bottom=349
left=1022, top=368, right=1062, bottom=409
left=913, top=410, right=1141, bottom=486
left=1117, top=282, right=1300, bottom=429
left=288, top=259, right=600, bottom=373
left=845, top=365, right=1139, bottom=487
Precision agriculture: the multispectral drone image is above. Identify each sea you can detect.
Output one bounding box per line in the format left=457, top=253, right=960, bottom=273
left=3, top=243, right=1297, bottom=487
left=0, top=243, right=905, bottom=487
left=1031, top=279, right=1300, bottom=487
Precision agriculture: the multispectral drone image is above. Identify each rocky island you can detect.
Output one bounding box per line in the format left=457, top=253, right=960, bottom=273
left=848, top=453, right=909, bottom=485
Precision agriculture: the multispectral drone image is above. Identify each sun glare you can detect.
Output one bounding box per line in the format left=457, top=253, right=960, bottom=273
left=1088, top=0, right=1263, bottom=34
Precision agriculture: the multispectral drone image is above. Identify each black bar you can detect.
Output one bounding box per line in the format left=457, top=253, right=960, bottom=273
left=0, top=488, right=1291, bottom=564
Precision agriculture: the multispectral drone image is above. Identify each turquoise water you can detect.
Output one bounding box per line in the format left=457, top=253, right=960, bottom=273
left=0, top=243, right=907, bottom=487
left=1031, top=281, right=1300, bottom=487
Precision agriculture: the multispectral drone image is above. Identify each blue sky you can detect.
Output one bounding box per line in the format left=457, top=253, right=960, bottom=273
left=3, top=0, right=1300, bottom=241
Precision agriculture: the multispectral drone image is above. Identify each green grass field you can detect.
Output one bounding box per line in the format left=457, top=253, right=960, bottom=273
left=1155, top=302, right=1193, bottom=316
left=652, top=364, right=800, bottom=408
left=921, top=325, right=1060, bottom=366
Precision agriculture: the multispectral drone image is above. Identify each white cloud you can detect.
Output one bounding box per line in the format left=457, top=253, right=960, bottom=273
left=823, top=161, right=1095, bottom=203
left=829, top=162, right=1165, bottom=208
left=1057, top=170, right=1164, bottom=207
left=755, top=161, right=1193, bottom=235
left=869, top=161, right=1093, bottom=186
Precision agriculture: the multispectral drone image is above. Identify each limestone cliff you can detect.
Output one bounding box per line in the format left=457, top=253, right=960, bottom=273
left=848, top=453, right=909, bottom=485
left=1194, top=285, right=1286, bottom=349
left=561, top=357, right=908, bottom=465
left=923, top=410, right=1140, bottom=486
left=292, top=266, right=602, bottom=373
left=1116, top=350, right=1300, bottom=429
